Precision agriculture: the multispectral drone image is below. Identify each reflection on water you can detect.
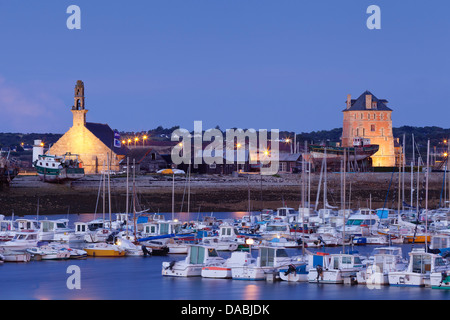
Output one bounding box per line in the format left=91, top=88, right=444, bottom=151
left=243, top=284, right=260, bottom=300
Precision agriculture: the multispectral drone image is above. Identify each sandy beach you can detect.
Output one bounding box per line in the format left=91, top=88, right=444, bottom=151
left=0, top=171, right=447, bottom=217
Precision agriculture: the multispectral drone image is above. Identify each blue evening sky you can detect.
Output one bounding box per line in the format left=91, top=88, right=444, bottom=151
left=0, top=0, right=449, bottom=133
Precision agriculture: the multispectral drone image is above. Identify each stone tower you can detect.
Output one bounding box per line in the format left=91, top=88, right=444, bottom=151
left=341, top=91, right=395, bottom=167
left=71, top=80, right=87, bottom=127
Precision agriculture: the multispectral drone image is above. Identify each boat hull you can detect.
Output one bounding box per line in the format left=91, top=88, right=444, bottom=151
left=388, top=272, right=427, bottom=287
left=162, top=262, right=203, bottom=277
left=201, top=266, right=232, bottom=279
left=84, top=249, right=125, bottom=257
left=231, top=267, right=267, bottom=281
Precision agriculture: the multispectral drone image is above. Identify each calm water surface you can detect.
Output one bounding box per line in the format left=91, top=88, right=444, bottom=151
left=1, top=212, right=450, bottom=300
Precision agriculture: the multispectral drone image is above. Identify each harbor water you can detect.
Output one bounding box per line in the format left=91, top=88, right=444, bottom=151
left=1, top=212, right=450, bottom=300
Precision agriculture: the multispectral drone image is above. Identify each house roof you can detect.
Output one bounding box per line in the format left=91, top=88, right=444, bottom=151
left=119, top=147, right=158, bottom=164
left=343, top=91, right=392, bottom=112
left=85, top=122, right=128, bottom=155
left=278, top=152, right=302, bottom=162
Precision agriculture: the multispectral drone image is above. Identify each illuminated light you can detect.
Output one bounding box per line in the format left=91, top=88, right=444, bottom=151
left=134, top=137, right=139, bottom=142
left=40, top=143, right=44, bottom=147
left=122, top=140, right=126, bottom=144
left=285, top=138, right=290, bottom=143
left=178, top=142, right=183, bottom=147
left=143, top=135, right=148, bottom=140
left=236, top=143, right=241, bottom=148
left=246, top=238, right=254, bottom=245
left=444, top=153, right=448, bottom=157
left=127, top=139, right=132, bottom=143
left=263, top=150, right=269, bottom=156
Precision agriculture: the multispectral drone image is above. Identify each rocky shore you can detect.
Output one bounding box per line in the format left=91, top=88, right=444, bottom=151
left=0, top=171, right=448, bottom=216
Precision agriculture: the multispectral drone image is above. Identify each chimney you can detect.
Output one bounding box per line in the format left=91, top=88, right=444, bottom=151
left=365, top=94, right=372, bottom=109
left=346, top=94, right=351, bottom=109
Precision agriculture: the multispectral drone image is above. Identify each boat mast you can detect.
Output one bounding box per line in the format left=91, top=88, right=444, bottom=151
left=133, top=158, right=137, bottom=241
left=102, top=160, right=106, bottom=223
left=107, top=153, right=112, bottom=231
left=425, top=139, right=430, bottom=252
left=324, top=147, right=327, bottom=210
left=126, top=157, right=129, bottom=239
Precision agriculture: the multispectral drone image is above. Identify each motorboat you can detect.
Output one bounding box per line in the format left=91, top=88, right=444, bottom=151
left=261, top=236, right=302, bottom=248
left=0, top=248, right=31, bottom=262
left=114, top=238, right=144, bottom=256
left=388, top=248, right=449, bottom=287
left=201, top=251, right=255, bottom=279
left=83, top=243, right=126, bottom=257
left=162, top=245, right=225, bottom=277
left=46, top=243, right=87, bottom=259
left=0, top=231, right=40, bottom=250
left=200, top=237, right=239, bottom=251
left=307, top=252, right=365, bottom=284
left=356, top=247, right=408, bottom=285
left=26, top=245, right=71, bottom=260
left=231, top=246, right=301, bottom=281
left=259, top=222, right=292, bottom=240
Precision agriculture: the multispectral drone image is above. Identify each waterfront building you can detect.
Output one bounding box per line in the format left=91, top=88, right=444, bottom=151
left=47, top=80, right=128, bottom=174
left=341, top=91, right=396, bottom=167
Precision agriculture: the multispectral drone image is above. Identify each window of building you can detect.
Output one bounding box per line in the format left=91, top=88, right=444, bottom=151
left=371, top=125, right=376, bottom=132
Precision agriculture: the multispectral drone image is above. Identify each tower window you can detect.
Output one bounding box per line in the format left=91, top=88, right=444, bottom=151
left=371, top=125, right=376, bottom=132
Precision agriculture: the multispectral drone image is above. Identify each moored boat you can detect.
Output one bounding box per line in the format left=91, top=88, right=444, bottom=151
left=33, top=153, right=84, bottom=183
left=162, top=245, right=224, bottom=277
left=83, top=243, right=126, bottom=257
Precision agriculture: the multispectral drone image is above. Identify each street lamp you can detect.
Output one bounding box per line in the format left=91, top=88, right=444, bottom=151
left=143, top=135, right=148, bottom=146
left=134, top=137, right=139, bottom=147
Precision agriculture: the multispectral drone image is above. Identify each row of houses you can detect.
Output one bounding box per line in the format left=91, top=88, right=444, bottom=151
left=120, top=141, right=304, bottom=175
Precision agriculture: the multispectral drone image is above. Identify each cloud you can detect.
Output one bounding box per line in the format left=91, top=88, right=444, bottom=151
left=0, top=77, right=66, bottom=133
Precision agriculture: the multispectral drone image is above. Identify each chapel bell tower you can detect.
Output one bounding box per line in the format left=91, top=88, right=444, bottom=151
left=71, top=80, right=88, bottom=127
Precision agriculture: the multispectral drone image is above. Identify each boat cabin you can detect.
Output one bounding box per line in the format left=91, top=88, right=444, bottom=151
left=74, top=222, right=88, bottom=234
left=186, top=245, right=221, bottom=265
left=274, top=207, right=297, bottom=222
left=407, top=249, right=447, bottom=274
left=141, top=220, right=182, bottom=237
left=218, top=223, right=239, bottom=241
left=430, top=235, right=450, bottom=252
left=256, top=246, right=290, bottom=268
left=14, top=219, right=40, bottom=231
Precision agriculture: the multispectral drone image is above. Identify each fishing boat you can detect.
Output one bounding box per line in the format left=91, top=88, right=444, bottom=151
left=231, top=246, right=301, bottom=281
left=307, top=252, right=365, bottom=284
left=201, top=251, right=255, bottom=279
left=33, top=153, right=85, bottom=183
left=388, top=248, right=449, bottom=287
left=83, top=243, right=126, bottom=257
left=162, top=245, right=224, bottom=277
left=356, top=247, right=407, bottom=285
left=309, top=138, right=379, bottom=164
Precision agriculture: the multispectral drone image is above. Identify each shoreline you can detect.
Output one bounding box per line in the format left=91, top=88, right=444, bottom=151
left=0, top=172, right=448, bottom=216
